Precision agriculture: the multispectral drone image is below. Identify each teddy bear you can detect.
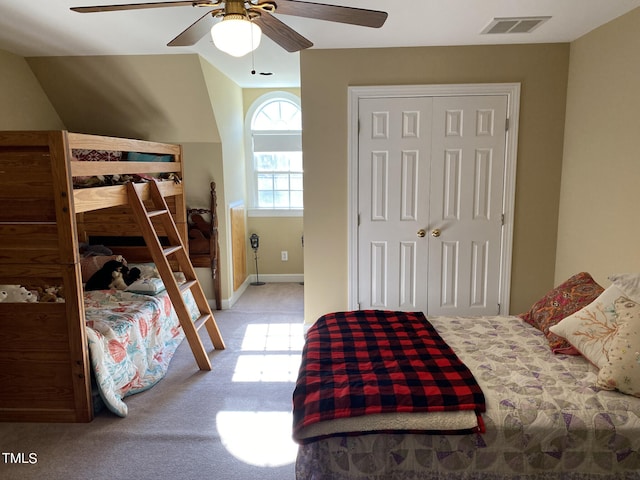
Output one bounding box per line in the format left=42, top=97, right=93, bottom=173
left=45, top=286, right=65, bottom=302
left=33, top=285, right=65, bottom=303
left=0, top=285, right=37, bottom=303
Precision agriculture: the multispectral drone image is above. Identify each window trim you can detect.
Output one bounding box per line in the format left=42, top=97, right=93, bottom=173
left=248, top=208, right=303, bottom=218
left=245, top=91, right=303, bottom=217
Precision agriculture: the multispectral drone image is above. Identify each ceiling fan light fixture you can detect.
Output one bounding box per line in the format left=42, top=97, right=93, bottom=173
left=211, top=15, right=262, bottom=57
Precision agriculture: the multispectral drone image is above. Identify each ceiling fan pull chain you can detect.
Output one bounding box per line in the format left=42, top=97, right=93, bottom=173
left=250, top=17, right=256, bottom=74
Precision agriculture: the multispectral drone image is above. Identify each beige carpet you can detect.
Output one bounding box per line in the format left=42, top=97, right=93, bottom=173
left=0, top=283, right=304, bottom=480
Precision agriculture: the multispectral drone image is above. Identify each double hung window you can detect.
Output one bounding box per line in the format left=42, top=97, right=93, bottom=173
left=247, top=93, right=302, bottom=215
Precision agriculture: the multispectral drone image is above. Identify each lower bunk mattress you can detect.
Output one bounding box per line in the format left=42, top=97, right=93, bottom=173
left=294, top=311, right=640, bottom=479
left=84, top=288, right=199, bottom=417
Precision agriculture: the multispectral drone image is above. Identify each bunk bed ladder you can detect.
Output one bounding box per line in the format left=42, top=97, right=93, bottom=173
left=126, top=181, right=225, bottom=371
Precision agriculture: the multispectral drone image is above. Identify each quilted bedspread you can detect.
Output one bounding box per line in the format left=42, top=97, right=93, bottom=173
left=293, top=310, right=485, bottom=443
left=296, top=315, right=640, bottom=479
left=84, top=289, right=198, bottom=417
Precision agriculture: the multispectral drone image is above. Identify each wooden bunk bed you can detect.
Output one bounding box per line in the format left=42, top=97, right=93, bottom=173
left=0, top=130, right=224, bottom=423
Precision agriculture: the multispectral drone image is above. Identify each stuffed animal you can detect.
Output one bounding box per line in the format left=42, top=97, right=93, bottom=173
left=84, top=260, right=141, bottom=291
left=26, top=285, right=44, bottom=301
left=39, top=286, right=65, bottom=303
left=0, top=285, right=37, bottom=303
left=0, top=290, right=7, bottom=302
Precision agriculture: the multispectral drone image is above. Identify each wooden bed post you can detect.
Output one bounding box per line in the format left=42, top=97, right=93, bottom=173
left=210, top=181, right=222, bottom=310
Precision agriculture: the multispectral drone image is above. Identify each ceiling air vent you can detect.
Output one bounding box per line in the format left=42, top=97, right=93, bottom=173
left=482, top=16, right=551, bottom=34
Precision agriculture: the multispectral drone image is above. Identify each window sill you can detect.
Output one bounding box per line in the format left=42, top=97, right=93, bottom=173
left=248, top=208, right=303, bottom=218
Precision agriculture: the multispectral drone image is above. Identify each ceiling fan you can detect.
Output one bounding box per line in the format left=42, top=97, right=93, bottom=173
left=71, top=1, right=388, bottom=56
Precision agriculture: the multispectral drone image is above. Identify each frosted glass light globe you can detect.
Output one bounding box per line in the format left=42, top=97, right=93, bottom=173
left=211, top=18, right=262, bottom=57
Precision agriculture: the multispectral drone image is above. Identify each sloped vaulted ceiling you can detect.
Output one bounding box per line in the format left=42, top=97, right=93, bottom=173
left=26, top=53, right=221, bottom=144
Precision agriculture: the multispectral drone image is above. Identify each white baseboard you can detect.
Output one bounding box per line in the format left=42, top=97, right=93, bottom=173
left=249, top=273, right=304, bottom=284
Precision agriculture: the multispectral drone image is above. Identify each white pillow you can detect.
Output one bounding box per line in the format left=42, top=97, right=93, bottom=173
left=125, top=278, right=166, bottom=295
left=549, top=284, right=626, bottom=368
left=596, top=295, right=640, bottom=397
left=129, top=262, right=160, bottom=279
left=609, top=273, right=640, bottom=304
left=125, top=263, right=186, bottom=294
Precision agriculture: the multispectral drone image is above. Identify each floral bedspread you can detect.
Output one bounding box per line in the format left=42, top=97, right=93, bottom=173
left=84, top=289, right=199, bottom=417
left=296, top=315, right=640, bottom=479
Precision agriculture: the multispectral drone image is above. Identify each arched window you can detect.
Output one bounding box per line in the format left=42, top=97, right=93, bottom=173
left=246, top=92, right=302, bottom=215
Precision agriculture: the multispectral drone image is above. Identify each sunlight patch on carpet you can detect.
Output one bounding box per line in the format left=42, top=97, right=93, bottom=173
left=241, top=323, right=305, bottom=351
left=233, top=354, right=301, bottom=382
left=216, top=411, right=298, bottom=467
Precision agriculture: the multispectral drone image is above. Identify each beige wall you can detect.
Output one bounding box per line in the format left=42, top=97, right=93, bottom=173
left=0, top=49, right=64, bottom=130
left=27, top=54, right=220, bottom=143
left=199, top=57, right=247, bottom=300
left=300, top=44, right=570, bottom=324
left=246, top=217, right=304, bottom=276
left=243, top=87, right=301, bottom=111
left=556, top=8, right=640, bottom=285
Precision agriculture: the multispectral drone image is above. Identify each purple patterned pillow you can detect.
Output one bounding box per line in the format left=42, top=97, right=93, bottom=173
left=518, top=272, right=604, bottom=354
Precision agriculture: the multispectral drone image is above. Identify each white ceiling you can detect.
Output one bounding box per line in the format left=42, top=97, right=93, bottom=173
left=1, top=0, right=639, bottom=88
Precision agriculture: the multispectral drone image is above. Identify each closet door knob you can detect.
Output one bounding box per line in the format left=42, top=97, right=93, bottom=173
left=431, top=229, right=441, bottom=238
left=417, top=229, right=426, bottom=238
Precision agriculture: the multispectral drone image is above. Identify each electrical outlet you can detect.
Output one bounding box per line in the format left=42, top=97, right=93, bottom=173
left=281, top=251, right=288, bottom=261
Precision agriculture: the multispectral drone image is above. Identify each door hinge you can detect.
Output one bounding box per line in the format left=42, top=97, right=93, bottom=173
left=358, top=213, right=361, bottom=226
left=501, top=213, right=505, bottom=226
left=505, top=118, right=509, bottom=132
left=497, top=303, right=501, bottom=313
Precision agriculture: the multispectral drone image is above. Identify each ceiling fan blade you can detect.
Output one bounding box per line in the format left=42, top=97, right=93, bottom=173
left=71, top=1, right=211, bottom=13
left=252, top=10, right=313, bottom=53
left=269, top=0, right=387, bottom=28
left=167, top=9, right=220, bottom=46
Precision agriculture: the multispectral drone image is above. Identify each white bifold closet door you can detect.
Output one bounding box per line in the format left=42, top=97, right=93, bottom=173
left=358, top=94, right=508, bottom=316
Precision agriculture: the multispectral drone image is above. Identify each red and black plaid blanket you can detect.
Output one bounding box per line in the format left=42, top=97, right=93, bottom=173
left=292, top=310, right=485, bottom=442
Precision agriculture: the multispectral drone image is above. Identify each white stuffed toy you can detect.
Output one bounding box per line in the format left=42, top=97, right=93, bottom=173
left=0, top=285, right=37, bottom=303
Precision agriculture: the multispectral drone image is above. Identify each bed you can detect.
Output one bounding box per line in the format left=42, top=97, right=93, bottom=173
left=84, top=273, right=201, bottom=417
left=293, top=273, right=640, bottom=479
left=0, top=130, right=219, bottom=422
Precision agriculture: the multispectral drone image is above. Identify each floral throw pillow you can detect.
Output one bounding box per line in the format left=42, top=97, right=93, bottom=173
left=518, top=272, right=604, bottom=353
left=549, top=284, right=627, bottom=368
